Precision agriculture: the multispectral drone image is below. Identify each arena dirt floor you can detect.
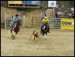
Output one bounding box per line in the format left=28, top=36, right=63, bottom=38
left=1, top=28, right=74, bottom=56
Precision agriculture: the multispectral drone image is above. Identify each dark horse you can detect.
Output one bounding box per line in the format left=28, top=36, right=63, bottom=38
left=11, top=20, right=22, bottom=39
left=41, top=24, right=49, bottom=38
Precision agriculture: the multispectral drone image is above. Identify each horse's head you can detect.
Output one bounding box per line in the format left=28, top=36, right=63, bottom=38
left=41, top=25, right=48, bottom=35
left=41, top=25, right=48, bottom=33
left=44, top=26, right=48, bottom=32
left=13, top=20, right=22, bottom=34
left=16, top=20, right=22, bottom=26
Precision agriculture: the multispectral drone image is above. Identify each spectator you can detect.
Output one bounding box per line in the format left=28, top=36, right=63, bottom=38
left=54, top=11, right=58, bottom=18
left=68, top=11, right=72, bottom=18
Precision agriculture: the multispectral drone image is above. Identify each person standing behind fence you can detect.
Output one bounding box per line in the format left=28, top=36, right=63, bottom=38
left=68, top=11, right=72, bottom=18
left=54, top=11, right=58, bottom=18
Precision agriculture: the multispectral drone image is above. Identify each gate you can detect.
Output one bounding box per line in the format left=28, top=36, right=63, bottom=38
left=32, top=17, right=41, bottom=28
left=50, top=18, right=61, bottom=29
left=1, top=17, right=11, bottom=29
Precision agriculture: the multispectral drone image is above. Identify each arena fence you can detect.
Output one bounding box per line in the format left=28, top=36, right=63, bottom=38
left=1, top=17, right=74, bottom=30
left=22, top=17, right=61, bottom=29
left=0, top=18, right=62, bottom=29
left=1, top=17, right=11, bottom=29
left=50, top=18, right=61, bottom=29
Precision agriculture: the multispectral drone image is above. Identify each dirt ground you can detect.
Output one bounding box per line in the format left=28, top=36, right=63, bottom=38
left=1, top=28, right=74, bottom=56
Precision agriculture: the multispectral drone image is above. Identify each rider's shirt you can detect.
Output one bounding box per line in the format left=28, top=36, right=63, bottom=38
left=13, top=16, right=22, bottom=22
left=42, top=18, right=49, bottom=24
left=10, top=16, right=22, bottom=27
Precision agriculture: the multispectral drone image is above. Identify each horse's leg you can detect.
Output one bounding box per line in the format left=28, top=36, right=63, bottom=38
left=42, top=31, right=47, bottom=38
left=44, top=34, right=47, bottom=38
left=42, top=31, right=44, bottom=36
left=46, top=32, right=47, bottom=35
left=16, top=28, right=19, bottom=34
left=10, top=29, right=13, bottom=38
left=12, top=30, right=16, bottom=39
left=42, top=32, right=45, bottom=38
left=45, top=32, right=47, bottom=38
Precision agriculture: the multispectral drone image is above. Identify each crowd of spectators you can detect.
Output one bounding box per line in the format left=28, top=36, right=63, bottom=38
left=54, top=8, right=74, bottom=18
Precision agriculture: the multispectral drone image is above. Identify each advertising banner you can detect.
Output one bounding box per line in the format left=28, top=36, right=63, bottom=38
left=8, top=1, right=23, bottom=4
left=61, top=18, right=74, bottom=29
left=24, top=1, right=40, bottom=5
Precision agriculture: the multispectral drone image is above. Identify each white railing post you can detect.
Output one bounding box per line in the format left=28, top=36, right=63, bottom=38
left=5, top=10, right=6, bottom=29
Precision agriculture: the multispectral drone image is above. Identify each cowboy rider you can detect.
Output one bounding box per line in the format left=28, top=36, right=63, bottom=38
left=10, top=14, right=22, bottom=31
left=41, top=17, right=50, bottom=33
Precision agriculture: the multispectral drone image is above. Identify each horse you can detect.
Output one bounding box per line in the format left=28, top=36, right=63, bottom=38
left=10, top=20, right=22, bottom=39
left=41, top=24, right=49, bottom=38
